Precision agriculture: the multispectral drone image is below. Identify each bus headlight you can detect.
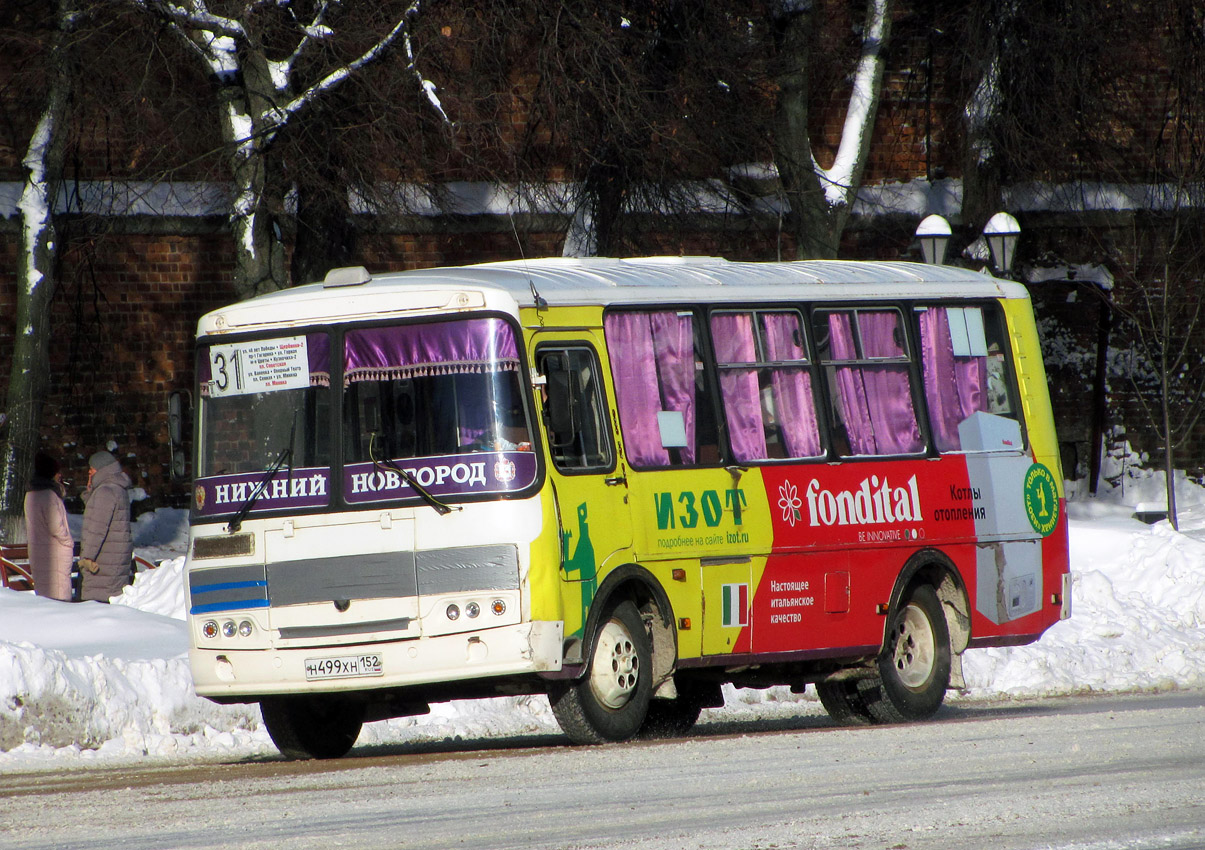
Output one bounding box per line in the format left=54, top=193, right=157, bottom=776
left=491, top=599, right=506, bottom=616
left=238, top=620, right=254, bottom=637
left=202, top=620, right=219, bottom=639
left=446, top=604, right=460, bottom=621
left=221, top=620, right=237, bottom=638
left=465, top=602, right=480, bottom=618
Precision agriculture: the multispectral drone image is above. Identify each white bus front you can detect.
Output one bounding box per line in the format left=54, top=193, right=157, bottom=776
left=185, top=307, right=562, bottom=758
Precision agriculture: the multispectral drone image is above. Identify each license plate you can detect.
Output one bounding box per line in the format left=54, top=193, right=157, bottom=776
left=304, top=654, right=384, bottom=681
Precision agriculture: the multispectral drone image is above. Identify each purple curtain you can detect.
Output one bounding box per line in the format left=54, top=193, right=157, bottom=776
left=711, top=313, right=767, bottom=461
left=919, top=308, right=987, bottom=451
left=829, top=313, right=876, bottom=454
left=829, top=312, right=922, bottom=455
left=763, top=313, right=822, bottom=457
left=605, top=312, right=696, bottom=467
left=344, top=318, right=519, bottom=384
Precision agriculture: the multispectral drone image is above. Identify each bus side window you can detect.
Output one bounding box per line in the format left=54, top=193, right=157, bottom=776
left=710, top=310, right=823, bottom=462
left=537, top=347, right=614, bottom=472
left=603, top=310, right=720, bottom=468
left=812, top=308, right=924, bottom=457
left=917, top=304, right=1023, bottom=453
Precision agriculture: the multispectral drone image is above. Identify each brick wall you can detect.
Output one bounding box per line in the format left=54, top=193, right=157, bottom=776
left=0, top=223, right=238, bottom=509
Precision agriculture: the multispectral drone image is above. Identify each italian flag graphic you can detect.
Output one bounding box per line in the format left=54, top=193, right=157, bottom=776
left=721, top=583, right=749, bottom=628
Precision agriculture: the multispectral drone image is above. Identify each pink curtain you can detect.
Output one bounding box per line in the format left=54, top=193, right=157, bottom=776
left=605, top=312, right=696, bottom=467
left=711, top=313, right=767, bottom=461
left=763, top=313, right=822, bottom=457
left=829, top=311, right=922, bottom=455
left=919, top=308, right=987, bottom=451
left=344, top=318, right=519, bottom=384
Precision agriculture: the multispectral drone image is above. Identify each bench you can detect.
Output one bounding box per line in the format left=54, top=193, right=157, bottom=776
left=0, top=544, right=157, bottom=594
left=0, top=545, right=34, bottom=591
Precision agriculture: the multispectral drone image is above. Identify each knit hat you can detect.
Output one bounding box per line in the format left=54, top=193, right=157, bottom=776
left=88, top=450, right=119, bottom=471
left=33, top=451, right=59, bottom=479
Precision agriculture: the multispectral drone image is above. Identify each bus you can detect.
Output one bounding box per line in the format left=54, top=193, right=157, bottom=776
left=184, top=256, right=1071, bottom=758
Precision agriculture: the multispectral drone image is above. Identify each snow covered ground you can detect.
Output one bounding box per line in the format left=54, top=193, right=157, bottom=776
left=2, top=461, right=1204, bottom=772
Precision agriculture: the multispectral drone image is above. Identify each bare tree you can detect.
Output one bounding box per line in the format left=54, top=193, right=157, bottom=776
left=1105, top=2, right=1205, bottom=528
left=1111, top=213, right=1205, bottom=529
left=0, top=0, right=82, bottom=542
left=504, top=1, right=771, bottom=257
left=123, top=0, right=453, bottom=299
left=958, top=0, right=1205, bottom=522
left=770, top=0, right=891, bottom=259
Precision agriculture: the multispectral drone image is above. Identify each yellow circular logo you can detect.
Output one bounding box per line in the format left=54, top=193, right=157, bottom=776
left=1023, top=463, right=1059, bottom=536
left=194, top=484, right=206, bottom=511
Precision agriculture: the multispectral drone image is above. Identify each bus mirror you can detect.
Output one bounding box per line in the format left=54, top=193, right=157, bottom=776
left=167, top=389, right=191, bottom=482
left=545, top=366, right=581, bottom=447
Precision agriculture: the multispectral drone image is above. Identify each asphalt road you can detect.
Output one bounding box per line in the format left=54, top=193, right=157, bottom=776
left=2, top=690, right=1203, bottom=850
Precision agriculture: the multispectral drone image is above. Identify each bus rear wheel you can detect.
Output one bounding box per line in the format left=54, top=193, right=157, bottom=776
left=815, top=678, right=877, bottom=726
left=866, top=583, right=951, bottom=724
left=550, top=599, right=652, bottom=744
left=260, top=695, right=365, bottom=760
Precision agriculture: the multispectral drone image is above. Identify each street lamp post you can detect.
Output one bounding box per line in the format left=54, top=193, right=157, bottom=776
left=915, top=214, right=952, bottom=266
left=984, top=211, right=1021, bottom=278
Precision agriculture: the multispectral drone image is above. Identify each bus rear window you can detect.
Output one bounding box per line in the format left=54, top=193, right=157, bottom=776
left=917, top=304, right=1022, bottom=453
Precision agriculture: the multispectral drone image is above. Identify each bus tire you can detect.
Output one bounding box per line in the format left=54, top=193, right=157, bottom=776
left=260, top=695, right=364, bottom=760
left=639, top=689, right=706, bottom=739
left=815, top=679, right=877, bottom=726
left=867, top=584, right=951, bottom=723
left=549, top=599, right=652, bottom=744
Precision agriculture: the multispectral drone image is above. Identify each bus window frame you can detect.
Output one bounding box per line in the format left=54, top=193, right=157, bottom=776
left=809, top=304, right=931, bottom=461
left=602, top=305, right=725, bottom=472
left=191, top=312, right=547, bottom=525
left=534, top=343, right=617, bottom=476
left=911, top=299, right=1030, bottom=456
left=334, top=311, right=545, bottom=509
left=706, top=305, right=827, bottom=465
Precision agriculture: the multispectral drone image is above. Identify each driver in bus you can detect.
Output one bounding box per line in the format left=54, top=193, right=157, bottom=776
left=469, top=398, right=532, bottom=452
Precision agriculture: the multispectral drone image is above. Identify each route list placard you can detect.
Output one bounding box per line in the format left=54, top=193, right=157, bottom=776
left=208, top=337, right=310, bottom=397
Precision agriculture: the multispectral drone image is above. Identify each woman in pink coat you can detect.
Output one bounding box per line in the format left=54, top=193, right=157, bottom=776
left=24, top=452, right=74, bottom=601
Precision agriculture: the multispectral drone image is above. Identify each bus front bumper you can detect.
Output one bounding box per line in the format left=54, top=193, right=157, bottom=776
left=190, top=620, right=564, bottom=700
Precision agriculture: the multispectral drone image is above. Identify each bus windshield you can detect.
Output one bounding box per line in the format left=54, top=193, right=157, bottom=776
left=197, top=332, right=332, bottom=478
left=194, top=317, right=535, bottom=518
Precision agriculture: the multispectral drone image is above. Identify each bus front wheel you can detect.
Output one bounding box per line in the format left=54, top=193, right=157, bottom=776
left=867, top=583, right=951, bottom=723
left=260, top=695, right=365, bottom=760
left=550, top=599, right=652, bottom=744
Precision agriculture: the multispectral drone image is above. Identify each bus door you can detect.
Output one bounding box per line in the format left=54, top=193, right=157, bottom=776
left=534, top=335, right=632, bottom=641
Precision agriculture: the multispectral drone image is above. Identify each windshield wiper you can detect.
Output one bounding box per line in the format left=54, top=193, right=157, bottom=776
left=370, top=431, right=460, bottom=516
left=227, top=419, right=296, bottom=533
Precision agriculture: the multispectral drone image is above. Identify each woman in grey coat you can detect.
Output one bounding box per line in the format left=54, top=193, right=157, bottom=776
left=79, top=450, right=133, bottom=602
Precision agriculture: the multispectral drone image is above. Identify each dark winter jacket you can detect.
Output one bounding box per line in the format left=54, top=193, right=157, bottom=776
left=80, top=463, right=133, bottom=602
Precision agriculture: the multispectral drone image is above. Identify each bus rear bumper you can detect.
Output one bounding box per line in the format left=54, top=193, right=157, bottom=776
left=190, top=620, right=564, bottom=700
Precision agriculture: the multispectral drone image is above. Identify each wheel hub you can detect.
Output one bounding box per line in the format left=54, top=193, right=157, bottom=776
left=892, top=602, right=936, bottom=689
left=589, top=618, right=640, bottom=710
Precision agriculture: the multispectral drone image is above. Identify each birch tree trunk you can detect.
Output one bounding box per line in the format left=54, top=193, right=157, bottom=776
left=131, top=0, right=442, bottom=300
left=772, top=0, right=891, bottom=259
left=0, top=0, right=78, bottom=542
